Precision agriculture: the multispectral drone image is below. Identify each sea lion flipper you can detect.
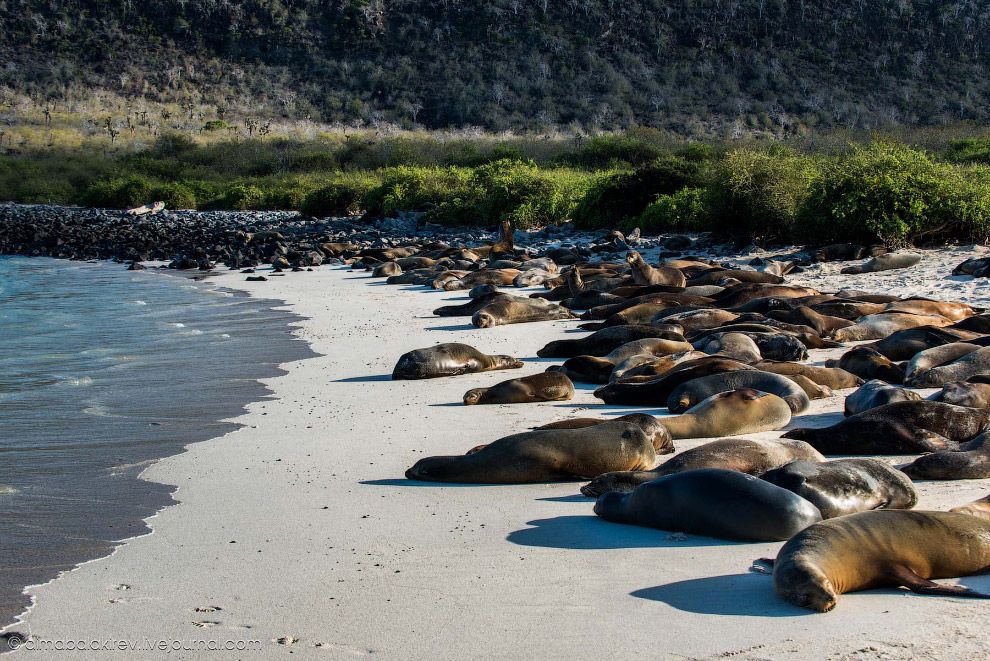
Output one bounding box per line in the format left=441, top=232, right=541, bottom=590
left=889, top=565, right=990, bottom=599
left=749, top=558, right=775, bottom=574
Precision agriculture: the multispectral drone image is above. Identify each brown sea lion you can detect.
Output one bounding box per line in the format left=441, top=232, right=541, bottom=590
left=532, top=414, right=674, bottom=454
left=884, top=299, right=975, bottom=322
left=580, top=438, right=824, bottom=497
left=767, top=306, right=854, bottom=337
left=594, top=356, right=755, bottom=406
left=693, top=332, right=762, bottom=364
left=610, top=350, right=709, bottom=383
left=950, top=492, right=990, bottom=519
left=825, top=346, right=904, bottom=384
left=472, top=297, right=576, bottom=327
left=868, top=326, right=979, bottom=361
left=687, top=269, right=784, bottom=286
left=404, top=421, right=657, bottom=483
left=463, top=372, right=575, bottom=405
left=809, top=300, right=886, bottom=321
left=931, top=381, right=990, bottom=409
left=626, top=251, right=687, bottom=287
left=579, top=292, right=716, bottom=320
left=433, top=292, right=513, bottom=317
left=833, top=313, right=952, bottom=342
left=843, top=379, right=921, bottom=416
left=839, top=252, right=922, bottom=274
left=537, top=325, right=684, bottom=358
left=902, top=433, right=990, bottom=480
left=392, top=343, right=524, bottom=380
left=662, top=389, right=792, bottom=439
left=771, top=510, right=990, bottom=612
left=788, top=375, right=834, bottom=400
left=907, top=346, right=990, bottom=388
left=754, top=361, right=863, bottom=389
left=550, top=338, right=695, bottom=384
left=667, top=370, right=810, bottom=414
left=904, top=342, right=981, bottom=385
left=444, top=268, right=521, bottom=291
left=584, top=302, right=683, bottom=329
left=371, top=262, right=402, bottom=277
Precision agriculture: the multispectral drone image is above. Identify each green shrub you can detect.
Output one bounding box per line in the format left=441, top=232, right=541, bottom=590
left=217, top=184, right=265, bottom=210
left=150, top=182, right=197, bottom=209
left=302, top=175, right=379, bottom=217
left=202, top=120, right=230, bottom=132
left=798, top=142, right=990, bottom=246
left=82, top=175, right=156, bottom=208
left=630, top=187, right=709, bottom=234
left=945, top=137, right=990, bottom=164
left=706, top=147, right=818, bottom=241
left=563, top=127, right=672, bottom=168
left=361, top=165, right=473, bottom=218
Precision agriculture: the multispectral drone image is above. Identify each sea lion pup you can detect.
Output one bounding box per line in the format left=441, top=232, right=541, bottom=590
left=626, top=251, right=687, bottom=287
left=667, top=370, right=810, bottom=414
left=839, top=251, right=923, bottom=274
left=761, top=459, right=917, bottom=519
left=788, top=375, right=834, bottom=400
left=868, top=326, right=978, bottom=361
left=463, top=372, right=575, bottom=406
left=884, top=299, right=975, bottom=322
left=472, top=297, right=576, bottom=328
left=392, top=343, right=524, bottom=380
left=833, top=312, right=953, bottom=342
left=533, top=414, right=674, bottom=454
left=371, top=261, right=402, bottom=277
left=843, top=379, right=921, bottom=416
left=770, top=510, right=990, bottom=612
left=581, top=437, right=825, bottom=497
left=754, top=361, right=863, bottom=389
left=433, top=292, right=513, bottom=317
left=767, top=306, right=854, bottom=337
left=404, top=421, right=657, bottom=484
left=826, top=346, right=904, bottom=383
left=549, top=338, right=695, bottom=384
left=901, top=433, right=990, bottom=480
left=903, top=342, right=981, bottom=384
left=594, top=357, right=755, bottom=406
left=783, top=400, right=990, bottom=455
left=908, top=346, right=990, bottom=387
left=693, top=332, right=762, bottom=364
left=594, top=468, right=822, bottom=542
left=536, top=325, right=684, bottom=358
left=661, top=389, right=792, bottom=439
left=932, top=381, right=990, bottom=409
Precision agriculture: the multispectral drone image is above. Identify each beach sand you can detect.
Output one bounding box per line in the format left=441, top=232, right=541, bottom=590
left=6, top=247, right=990, bottom=659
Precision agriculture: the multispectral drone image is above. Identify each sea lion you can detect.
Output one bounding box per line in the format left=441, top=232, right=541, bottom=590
left=560, top=290, right=623, bottom=310
left=594, top=468, right=822, bottom=542
left=952, top=314, right=990, bottom=333
left=783, top=400, right=989, bottom=454
left=463, top=372, right=574, bottom=405
left=810, top=300, right=886, bottom=321
left=771, top=510, right=990, bottom=612
left=532, top=413, right=674, bottom=454
left=667, top=370, right=810, bottom=414
left=550, top=338, right=695, bottom=384
left=903, top=342, right=981, bottom=384
left=404, top=421, right=656, bottom=483
left=760, top=458, right=917, bottom=518
left=868, top=326, right=977, bottom=361
left=902, top=433, right=990, bottom=480
left=661, top=308, right=739, bottom=331
left=468, top=284, right=500, bottom=299
left=825, top=346, right=904, bottom=383
left=371, top=262, right=402, bottom=277
left=537, top=325, right=684, bottom=358
left=812, top=243, right=879, bottom=262
left=767, top=306, right=854, bottom=337
left=907, top=346, right=990, bottom=387
left=473, top=297, right=576, bottom=327
left=513, top=269, right=556, bottom=287
left=843, top=379, right=921, bottom=416
left=950, top=492, right=990, bottom=519
left=433, top=292, right=513, bottom=317
left=687, top=268, right=784, bottom=286
left=579, top=292, right=715, bottom=320
left=594, top=357, right=755, bottom=406
left=833, top=313, right=952, bottom=342
left=839, top=251, right=922, bottom=274
left=788, top=374, right=834, bottom=400
left=661, top=389, right=792, bottom=439
left=610, top=350, right=708, bottom=383
left=693, top=332, right=762, bottom=364
left=392, top=343, right=524, bottom=380
left=884, top=299, right=975, bottom=322
left=444, top=268, right=521, bottom=291
left=931, top=381, right=990, bottom=409
left=716, top=285, right=820, bottom=308
left=754, top=361, right=863, bottom=389
left=626, top=251, right=687, bottom=287
left=953, top=257, right=990, bottom=278
left=583, top=303, right=683, bottom=329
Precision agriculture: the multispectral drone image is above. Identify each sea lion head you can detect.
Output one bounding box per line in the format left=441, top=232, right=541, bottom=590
left=626, top=251, right=642, bottom=265
left=774, top=559, right=838, bottom=613
left=405, top=456, right=457, bottom=482
left=473, top=311, right=497, bottom=328
left=463, top=389, right=485, bottom=405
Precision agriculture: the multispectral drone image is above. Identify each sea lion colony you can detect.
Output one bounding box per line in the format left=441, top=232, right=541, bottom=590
left=359, top=224, right=990, bottom=613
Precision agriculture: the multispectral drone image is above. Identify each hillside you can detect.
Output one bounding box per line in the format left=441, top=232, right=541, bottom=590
left=2, top=1, right=990, bottom=134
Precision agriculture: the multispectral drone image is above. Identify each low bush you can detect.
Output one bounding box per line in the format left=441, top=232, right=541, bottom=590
left=301, top=173, right=380, bottom=217
left=630, top=187, right=709, bottom=234
left=83, top=175, right=156, bottom=209
left=361, top=165, right=474, bottom=218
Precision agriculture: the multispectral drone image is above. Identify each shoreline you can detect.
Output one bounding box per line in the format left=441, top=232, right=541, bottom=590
left=4, top=252, right=990, bottom=658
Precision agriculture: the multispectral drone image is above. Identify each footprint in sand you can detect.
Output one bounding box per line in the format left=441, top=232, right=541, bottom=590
left=192, top=606, right=223, bottom=613
left=191, top=621, right=222, bottom=628
left=113, top=584, right=131, bottom=591
left=274, top=636, right=299, bottom=645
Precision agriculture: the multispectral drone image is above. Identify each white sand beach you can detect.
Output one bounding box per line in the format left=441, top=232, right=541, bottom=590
left=6, top=247, right=990, bottom=659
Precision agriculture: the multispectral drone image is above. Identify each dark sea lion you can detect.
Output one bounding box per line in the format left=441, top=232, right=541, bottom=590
left=463, top=372, right=574, bottom=405
left=468, top=284, right=500, bottom=298
left=761, top=458, right=917, bottom=518
left=868, top=326, right=976, bottom=361
left=754, top=361, right=863, bottom=389
left=433, top=292, right=512, bottom=317
left=594, top=357, right=755, bottom=406
left=904, top=342, right=981, bottom=385
left=560, top=290, right=623, bottom=310
left=716, top=285, right=820, bottom=308
left=472, top=297, right=576, bottom=327
left=659, top=308, right=739, bottom=331
left=952, top=314, right=990, bottom=333
left=687, top=268, right=784, bottom=286
left=843, top=379, right=921, bottom=416
left=931, top=381, right=990, bottom=409
left=532, top=414, right=674, bottom=454
left=579, top=292, right=716, bottom=320
left=771, top=510, right=990, bottom=612
left=609, top=350, right=708, bottom=383
left=587, top=302, right=682, bottom=329
left=661, top=389, right=792, bottom=439
left=404, top=421, right=657, bottom=483
left=387, top=269, right=433, bottom=285
left=834, top=312, right=952, bottom=342
left=392, top=343, right=524, bottom=380
left=839, top=251, right=922, bottom=274
left=810, top=300, right=886, bottom=321
left=826, top=346, right=904, bottom=383
left=536, top=325, right=684, bottom=358
left=812, top=243, right=873, bottom=262
left=595, top=468, right=822, bottom=542
left=626, top=251, right=687, bottom=287
left=902, top=433, right=990, bottom=480
left=953, top=257, right=990, bottom=278
left=907, top=346, right=990, bottom=387
left=581, top=437, right=824, bottom=497
left=835, top=290, right=902, bottom=304
left=667, top=370, right=810, bottom=414
left=767, top=306, right=854, bottom=337
left=550, top=338, right=694, bottom=384
left=444, top=268, right=521, bottom=290
left=783, top=400, right=989, bottom=454
left=884, top=299, right=975, bottom=321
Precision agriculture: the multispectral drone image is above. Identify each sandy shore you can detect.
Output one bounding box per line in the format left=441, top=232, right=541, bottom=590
left=6, top=248, right=990, bottom=659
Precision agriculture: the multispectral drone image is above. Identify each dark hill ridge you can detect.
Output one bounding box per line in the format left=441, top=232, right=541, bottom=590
left=2, top=1, right=990, bottom=132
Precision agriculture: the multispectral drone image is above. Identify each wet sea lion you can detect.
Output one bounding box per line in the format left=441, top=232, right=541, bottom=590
left=533, top=414, right=673, bottom=454
left=783, top=400, right=989, bottom=454
left=667, top=370, right=810, bottom=414
left=661, top=389, right=792, bottom=439
left=843, top=379, right=921, bottom=416
left=839, top=251, right=922, bottom=274
left=754, top=361, right=863, bottom=389
left=771, top=510, right=990, bottom=612
left=404, top=421, right=657, bottom=483
left=825, top=346, right=904, bottom=383
left=760, top=458, right=917, bottom=518
left=580, top=437, right=824, bottom=497
left=902, top=433, right=990, bottom=480
left=626, top=251, right=687, bottom=287
left=537, top=325, right=684, bottom=358
left=903, top=342, right=981, bottom=384
left=392, top=343, right=524, bottom=380
left=463, top=372, right=575, bottom=405
left=931, top=381, right=990, bottom=409
left=594, top=357, right=755, bottom=406
left=833, top=313, right=952, bottom=342
left=595, top=468, right=822, bottom=542
left=907, top=346, right=990, bottom=387
left=473, top=297, right=576, bottom=327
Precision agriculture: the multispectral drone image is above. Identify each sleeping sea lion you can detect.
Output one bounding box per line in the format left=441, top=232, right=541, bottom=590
left=754, top=361, right=863, bottom=389
left=907, top=347, right=990, bottom=387
left=833, top=313, right=952, bottom=342
left=825, top=346, right=904, bottom=383
left=903, top=342, right=981, bottom=384
left=594, top=357, right=755, bottom=406
left=931, top=381, right=990, bottom=409
left=661, top=389, right=792, bottom=439
left=532, top=414, right=674, bottom=454
left=537, top=325, right=684, bottom=358
left=666, top=370, right=810, bottom=414
left=433, top=292, right=512, bottom=317
left=463, top=372, right=574, bottom=405
left=901, top=433, right=990, bottom=480
left=472, top=297, right=576, bottom=327
left=839, top=252, right=922, bottom=274
left=392, top=343, right=524, bottom=380
left=843, top=379, right=921, bottom=416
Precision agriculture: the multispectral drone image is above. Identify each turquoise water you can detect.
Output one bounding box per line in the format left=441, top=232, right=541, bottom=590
left=0, top=257, right=313, bottom=627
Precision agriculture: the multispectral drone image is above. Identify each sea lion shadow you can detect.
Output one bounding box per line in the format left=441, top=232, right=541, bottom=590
left=536, top=494, right=588, bottom=503
left=507, top=515, right=739, bottom=550
left=428, top=323, right=475, bottom=332
left=631, top=574, right=810, bottom=617
left=521, top=357, right=561, bottom=364
left=783, top=410, right=844, bottom=430
left=360, top=479, right=521, bottom=488
left=334, top=374, right=393, bottom=382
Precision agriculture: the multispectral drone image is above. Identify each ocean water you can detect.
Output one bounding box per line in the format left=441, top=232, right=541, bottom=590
left=0, top=256, right=314, bottom=628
